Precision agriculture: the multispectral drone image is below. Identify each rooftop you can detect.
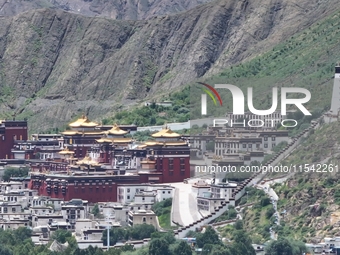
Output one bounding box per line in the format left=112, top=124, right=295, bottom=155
left=68, top=115, right=99, bottom=128
left=151, top=126, right=181, bottom=138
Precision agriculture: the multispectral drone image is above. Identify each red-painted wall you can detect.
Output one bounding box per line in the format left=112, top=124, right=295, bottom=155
left=30, top=181, right=118, bottom=203
left=160, top=157, right=190, bottom=183
left=0, top=121, right=28, bottom=159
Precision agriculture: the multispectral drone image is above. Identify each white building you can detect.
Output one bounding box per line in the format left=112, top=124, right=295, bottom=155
left=197, top=182, right=237, bottom=212
left=117, top=184, right=174, bottom=204
left=128, top=209, right=159, bottom=229
left=61, top=199, right=88, bottom=229
left=330, top=64, right=340, bottom=116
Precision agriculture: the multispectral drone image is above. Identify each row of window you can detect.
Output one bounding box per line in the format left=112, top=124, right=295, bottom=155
left=264, top=137, right=276, bottom=141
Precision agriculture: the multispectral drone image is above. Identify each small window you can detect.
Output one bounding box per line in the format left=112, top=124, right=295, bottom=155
left=127, top=195, right=130, bottom=199
left=127, top=189, right=130, bottom=193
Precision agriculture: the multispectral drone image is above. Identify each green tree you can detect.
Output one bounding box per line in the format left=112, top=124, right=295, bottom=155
left=234, top=220, right=243, bottom=230
left=92, top=204, right=100, bottom=217
left=174, top=241, right=192, bottom=255
left=149, top=238, right=171, bottom=255
left=265, top=238, right=293, bottom=255
left=130, top=224, right=156, bottom=240
left=3, top=167, right=29, bottom=181
left=261, top=197, right=271, bottom=207
left=232, top=230, right=256, bottom=255
left=51, top=229, right=72, bottom=243
left=196, top=226, right=221, bottom=248
left=211, top=245, right=232, bottom=255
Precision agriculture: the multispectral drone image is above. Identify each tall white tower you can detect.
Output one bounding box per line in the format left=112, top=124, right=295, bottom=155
left=330, top=64, right=340, bottom=116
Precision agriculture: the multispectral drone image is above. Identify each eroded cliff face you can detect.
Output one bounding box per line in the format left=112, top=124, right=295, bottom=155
left=0, top=0, right=213, bottom=19
left=0, top=0, right=338, bottom=131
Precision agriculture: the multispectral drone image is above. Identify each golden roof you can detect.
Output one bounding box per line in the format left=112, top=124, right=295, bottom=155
left=59, top=147, right=75, bottom=155
left=151, top=126, right=181, bottom=138
left=140, top=141, right=188, bottom=147
left=96, top=137, right=132, bottom=143
left=61, top=131, right=78, bottom=135
left=61, top=131, right=103, bottom=135
left=69, top=115, right=99, bottom=128
left=163, top=142, right=187, bottom=146
left=76, top=156, right=99, bottom=166
left=105, top=124, right=128, bottom=135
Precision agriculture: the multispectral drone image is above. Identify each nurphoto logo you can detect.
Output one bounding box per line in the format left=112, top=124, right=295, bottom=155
left=199, top=83, right=312, bottom=128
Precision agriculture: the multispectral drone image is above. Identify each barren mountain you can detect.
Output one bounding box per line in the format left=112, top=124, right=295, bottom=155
left=0, top=0, right=339, bottom=132
left=0, top=0, right=213, bottom=19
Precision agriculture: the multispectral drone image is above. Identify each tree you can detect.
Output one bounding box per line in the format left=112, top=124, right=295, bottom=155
left=149, top=238, right=170, bottom=255
left=232, top=230, right=256, bottom=255
left=92, top=204, right=100, bottom=217
left=174, top=241, right=192, bottom=255
left=211, top=245, right=231, bottom=255
left=196, top=226, right=221, bottom=248
left=130, top=224, right=156, bottom=239
left=265, top=238, right=293, bottom=255
left=234, top=220, right=243, bottom=230
left=51, top=229, right=72, bottom=243
left=261, top=197, right=271, bottom=207
left=151, top=232, right=175, bottom=244
left=3, top=167, right=29, bottom=181
left=13, top=227, right=32, bottom=242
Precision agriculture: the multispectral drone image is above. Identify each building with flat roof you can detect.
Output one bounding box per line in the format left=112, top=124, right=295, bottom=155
left=0, top=120, right=28, bottom=159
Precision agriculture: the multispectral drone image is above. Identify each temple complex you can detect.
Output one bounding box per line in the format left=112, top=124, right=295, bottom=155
left=16, top=118, right=191, bottom=202
left=61, top=115, right=103, bottom=158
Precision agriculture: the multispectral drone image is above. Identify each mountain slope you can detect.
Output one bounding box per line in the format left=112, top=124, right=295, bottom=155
left=0, top=0, right=339, bottom=132
left=266, top=122, right=340, bottom=242
left=0, top=0, right=213, bottom=20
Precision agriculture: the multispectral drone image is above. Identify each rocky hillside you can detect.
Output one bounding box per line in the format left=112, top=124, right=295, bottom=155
left=0, top=0, right=339, bottom=132
left=267, top=121, right=340, bottom=242
left=0, top=0, right=213, bottom=20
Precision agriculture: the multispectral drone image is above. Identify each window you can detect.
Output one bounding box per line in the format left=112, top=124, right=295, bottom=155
left=12, top=208, right=16, bottom=213
left=272, top=136, right=276, bottom=141
left=272, top=143, right=276, bottom=148
left=180, top=158, right=185, bottom=164
left=162, top=191, right=165, bottom=194
left=142, top=197, right=145, bottom=201
left=169, top=158, right=174, bottom=170
left=143, top=217, right=146, bottom=222
left=168, top=191, right=171, bottom=194
left=242, top=144, right=246, bottom=148
left=264, top=136, right=268, bottom=141
left=127, top=195, right=130, bottom=199
left=248, top=144, right=252, bottom=148
left=264, top=144, right=268, bottom=148
left=127, top=189, right=130, bottom=193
